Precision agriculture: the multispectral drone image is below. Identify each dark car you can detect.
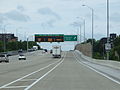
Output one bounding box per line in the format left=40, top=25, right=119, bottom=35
left=44, top=49, right=48, bottom=52
left=50, top=50, right=53, bottom=54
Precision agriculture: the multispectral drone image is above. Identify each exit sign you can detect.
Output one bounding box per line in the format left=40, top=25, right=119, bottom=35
left=64, top=35, right=77, bottom=41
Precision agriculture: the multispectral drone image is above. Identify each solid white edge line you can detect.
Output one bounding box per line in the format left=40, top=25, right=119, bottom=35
left=3, top=86, right=28, bottom=88
left=0, top=53, right=65, bottom=89
left=24, top=52, right=66, bottom=90
left=73, top=52, right=120, bottom=85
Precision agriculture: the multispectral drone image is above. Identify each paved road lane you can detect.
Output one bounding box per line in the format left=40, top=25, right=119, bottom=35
left=0, top=51, right=120, bottom=90
left=29, top=51, right=120, bottom=90
left=0, top=50, right=63, bottom=89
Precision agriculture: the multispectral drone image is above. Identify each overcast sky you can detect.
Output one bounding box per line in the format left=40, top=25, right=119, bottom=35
left=0, top=0, right=120, bottom=50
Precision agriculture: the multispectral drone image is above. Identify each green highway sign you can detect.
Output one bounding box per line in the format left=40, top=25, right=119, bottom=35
left=35, top=34, right=77, bottom=42
left=64, top=35, right=77, bottom=41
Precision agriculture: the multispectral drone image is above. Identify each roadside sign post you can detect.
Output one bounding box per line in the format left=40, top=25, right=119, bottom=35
left=105, top=43, right=111, bottom=51
left=105, top=43, right=111, bottom=60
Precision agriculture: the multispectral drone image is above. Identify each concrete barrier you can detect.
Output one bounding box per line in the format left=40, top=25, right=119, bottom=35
left=75, top=50, right=120, bottom=70
left=75, top=43, right=92, bottom=57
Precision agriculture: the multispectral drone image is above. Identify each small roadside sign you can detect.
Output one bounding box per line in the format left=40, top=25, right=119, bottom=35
left=105, top=43, right=111, bottom=51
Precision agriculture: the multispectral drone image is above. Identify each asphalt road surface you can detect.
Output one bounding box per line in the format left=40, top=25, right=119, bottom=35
left=0, top=50, right=120, bottom=90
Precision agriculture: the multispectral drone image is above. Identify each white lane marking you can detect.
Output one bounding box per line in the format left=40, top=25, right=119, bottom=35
left=20, top=79, right=37, bottom=81
left=24, top=53, right=66, bottom=90
left=3, top=86, right=28, bottom=88
left=73, top=52, right=120, bottom=85
left=0, top=58, right=62, bottom=89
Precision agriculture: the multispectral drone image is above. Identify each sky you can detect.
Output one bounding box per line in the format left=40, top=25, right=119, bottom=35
left=0, top=0, right=120, bottom=50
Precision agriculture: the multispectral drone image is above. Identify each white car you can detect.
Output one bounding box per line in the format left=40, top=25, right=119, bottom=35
left=0, top=54, right=9, bottom=63
left=18, top=54, right=26, bottom=60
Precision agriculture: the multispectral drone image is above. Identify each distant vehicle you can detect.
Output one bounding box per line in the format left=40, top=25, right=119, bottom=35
left=69, top=50, right=74, bottom=51
left=33, top=46, right=38, bottom=51
left=52, top=45, right=61, bottom=58
left=28, top=49, right=34, bottom=52
left=50, top=50, right=52, bottom=54
left=42, top=50, right=46, bottom=53
left=0, top=54, right=9, bottom=63
left=44, top=49, right=48, bottom=52
left=18, top=54, right=26, bottom=60
left=0, top=52, right=12, bottom=56
left=18, top=49, right=23, bottom=53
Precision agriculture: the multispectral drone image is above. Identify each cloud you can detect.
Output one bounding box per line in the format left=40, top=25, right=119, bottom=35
left=17, top=5, right=25, bottom=12
left=46, top=20, right=55, bottom=27
left=0, top=14, right=7, bottom=24
left=111, top=13, right=120, bottom=22
left=4, top=10, right=30, bottom=22
left=70, top=21, right=82, bottom=27
left=38, top=7, right=62, bottom=28
left=38, top=7, right=61, bottom=20
left=40, top=19, right=56, bottom=29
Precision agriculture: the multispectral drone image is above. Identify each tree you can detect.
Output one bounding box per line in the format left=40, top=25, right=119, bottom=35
left=113, top=36, right=120, bottom=60
left=0, top=41, right=3, bottom=52
left=6, top=41, right=18, bottom=51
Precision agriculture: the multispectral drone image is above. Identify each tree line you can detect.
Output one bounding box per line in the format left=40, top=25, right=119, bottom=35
left=0, top=40, right=40, bottom=52
left=86, top=35, right=120, bottom=61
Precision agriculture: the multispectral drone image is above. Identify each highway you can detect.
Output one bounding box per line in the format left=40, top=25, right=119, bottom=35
left=0, top=50, right=120, bottom=90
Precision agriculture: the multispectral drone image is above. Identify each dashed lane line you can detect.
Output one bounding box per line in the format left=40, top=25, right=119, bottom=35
left=24, top=54, right=66, bottom=90
left=0, top=52, right=66, bottom=89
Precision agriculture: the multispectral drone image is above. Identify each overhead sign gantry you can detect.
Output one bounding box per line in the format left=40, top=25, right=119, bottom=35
left=35, top=34, right=78, bottom=42
left=35, top=34, right=64, bottom=42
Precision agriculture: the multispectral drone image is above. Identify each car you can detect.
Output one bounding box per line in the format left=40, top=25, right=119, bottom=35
left=42, top=50, right=46, bottom=53
left=44, top=49, right=48, bottom=52
left=50, top=50, right=52, bottom=54
left=18, top=49, right=23, bottom=54
left=18, top=54, right=26, bottom=60
left=0, top=54, right=9, bottom=63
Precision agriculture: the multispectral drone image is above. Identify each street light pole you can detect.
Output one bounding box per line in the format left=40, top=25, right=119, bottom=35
left=92, top=8, right=94, bottom=58
left=77, top=26, right=79, bottom=44
left=76, top=17, right=86, bottom=43
left=16, top=27, right=22, bottom=41
left=83, top=19, right=86, bottom=42
left=26, top=35, right=34, bottom=52
left=3, top=24, right=9, bottom=52
left=107, top=0, right=110, bottom=60
left=27, top=37, right=28, bottom=52
left=79, top=24, right=82, bottom=43
left=82, top=5, right=94, bottom=58
left=3, top=31, right=6, bottom=52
